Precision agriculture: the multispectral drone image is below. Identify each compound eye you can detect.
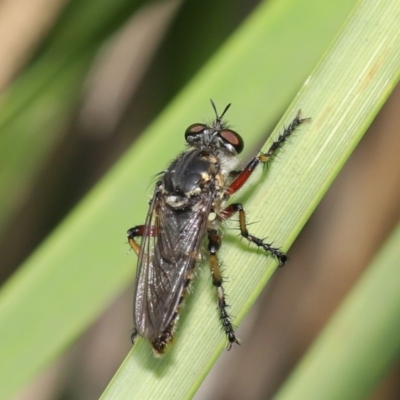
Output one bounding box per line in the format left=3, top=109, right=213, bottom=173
left=218, top=129, right=244, bottom=154
left=185, top=123, right=207, bottom=143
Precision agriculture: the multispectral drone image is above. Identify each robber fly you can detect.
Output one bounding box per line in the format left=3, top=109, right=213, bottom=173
left=127, top=100, right=308, bottom=355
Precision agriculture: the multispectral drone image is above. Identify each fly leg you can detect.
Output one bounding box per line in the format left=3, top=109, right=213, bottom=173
left=126, top=224, right=156, bottom=344
left=221, top=204, right=287, bottom=266
left=226, top=110, right=309, bottom=197
left=220, top=112, right=309, bottom=266
left=127, top=225, right=156, bottom=255
left=208, top=229, right=241, bottom=350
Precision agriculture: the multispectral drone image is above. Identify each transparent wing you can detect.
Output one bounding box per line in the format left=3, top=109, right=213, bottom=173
left=134, top=192, right=212, bottom=340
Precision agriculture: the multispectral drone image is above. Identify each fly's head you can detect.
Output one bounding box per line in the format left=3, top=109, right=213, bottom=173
left=185, top=100, right=244, bottom=157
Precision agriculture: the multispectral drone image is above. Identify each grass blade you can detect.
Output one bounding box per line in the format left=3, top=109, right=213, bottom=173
left=274, top=221, right=400, bottom=400
left=0, top=0, right=377, bottom=397
left=102, top=0, right=400, bottom=398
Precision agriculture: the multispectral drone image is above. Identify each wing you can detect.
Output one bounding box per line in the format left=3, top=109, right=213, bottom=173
left=134, top=192, right=212, bottom=340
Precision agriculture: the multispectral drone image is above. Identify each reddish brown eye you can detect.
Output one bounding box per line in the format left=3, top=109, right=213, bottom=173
left=185, top=123, right=207, bottom=142
left=219, top=129, right=244, bottom=154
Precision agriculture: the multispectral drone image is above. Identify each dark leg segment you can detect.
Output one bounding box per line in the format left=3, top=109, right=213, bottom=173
left=208, top=229, right=241, bottom=350
left=127, top=224, right=156, bottom=255
left=262, top=110, right=310, bottom=163
left=221, top=203, right=287, bottom=267
left=226, top=110, right=309, bottom=197
left=131, top=329, right=138, bottom=344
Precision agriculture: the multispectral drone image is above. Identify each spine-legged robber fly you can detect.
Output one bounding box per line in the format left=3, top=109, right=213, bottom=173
left=127, top=100, right=309, bottom=355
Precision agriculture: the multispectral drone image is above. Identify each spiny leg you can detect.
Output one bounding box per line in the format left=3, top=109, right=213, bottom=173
left=226, top=110, right=309, bottom=197
left=220, top=112, right=309, bottom=265
left=221, top=203, right=287, bottom=267
left=261, top=110, right=310, bottom=164
left=207, top=229, right=241, bottom=350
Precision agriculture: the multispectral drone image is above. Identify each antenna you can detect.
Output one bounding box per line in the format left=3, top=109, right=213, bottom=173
left=210, top=99, right=231, bottom=122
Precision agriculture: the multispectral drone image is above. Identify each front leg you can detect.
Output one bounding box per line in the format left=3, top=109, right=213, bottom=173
left=226, top=110, right=309, bottom=197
